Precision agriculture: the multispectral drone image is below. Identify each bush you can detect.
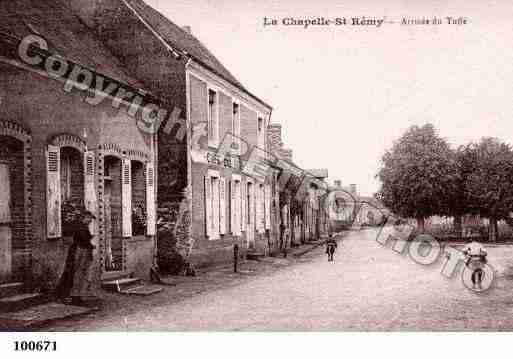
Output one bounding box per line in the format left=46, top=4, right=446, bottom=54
left=61, top=199, right=85, bottom=236
left=132, top=205, right=147, bottom=236
left=156, top=203, right=184, bottom=274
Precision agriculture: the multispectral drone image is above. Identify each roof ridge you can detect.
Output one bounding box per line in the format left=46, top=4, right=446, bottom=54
left=123, top=0, right=272, bottom=110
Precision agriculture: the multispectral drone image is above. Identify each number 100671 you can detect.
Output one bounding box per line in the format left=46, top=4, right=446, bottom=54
left=14, top=341, right=57, bottom=351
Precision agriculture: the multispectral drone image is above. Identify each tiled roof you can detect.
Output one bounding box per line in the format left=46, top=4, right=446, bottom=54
left=306, top=169, right=329, bottom=179
left=123, top=0, right=272, bottom=110
left=0, top=0, right=144, bottom=91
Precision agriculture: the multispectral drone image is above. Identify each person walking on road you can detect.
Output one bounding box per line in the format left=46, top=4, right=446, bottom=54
left=326, top=234, right=338, bottom=262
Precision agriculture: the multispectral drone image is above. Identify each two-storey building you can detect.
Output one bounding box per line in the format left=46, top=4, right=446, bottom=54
left=71, top=0, right=275, bottom=271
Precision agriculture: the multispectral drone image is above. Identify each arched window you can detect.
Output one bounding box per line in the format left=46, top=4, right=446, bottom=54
left=46, top=135, right=91, bottom=239
left=103, top=155, right=123, bottom=271
left=0, top=135, right=26, bottom=282
left=60, top=146, right=84, bottom=203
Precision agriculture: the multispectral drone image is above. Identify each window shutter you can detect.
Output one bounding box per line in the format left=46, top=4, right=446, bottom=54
left=84, top=151, right=97, bottom=235
left=248, top=183, right=254, bottom=230
left=258, top=186, right=265, bottom=233
left=46, top=145, right=61, bottom=238
left=255, top=186, right=261, bottom=232
left=0, top=164, right=11, bottom=223
left=205, top=176, right=212, bottom=237
left=235, top=181, right=242, bottom=236
left=230, top=180, right=236, bottom=234
left=236, top=182, right=242, bottom=235
left=265, top=184, right=271, bottom=230
left=241, top=179, right=246, bottom=232
left=212, top=177, right=220, bottom=239
left=261, top=186, right=266, bottom=231
left=219, top=177, right=226, bottom=235
left=121, top=158, right=132, bottom=237
left=146, top=162, right=156, bottom=236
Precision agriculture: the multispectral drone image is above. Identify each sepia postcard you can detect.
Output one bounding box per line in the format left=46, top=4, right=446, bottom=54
left=1, top=0, right=513, bottom=356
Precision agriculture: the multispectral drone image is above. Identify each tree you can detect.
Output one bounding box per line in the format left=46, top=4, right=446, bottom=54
left=376, top=124, right=458, bottom=231
left=449, top=146, right=471, bottom=237
left=458, top=138, right=513, bottom=241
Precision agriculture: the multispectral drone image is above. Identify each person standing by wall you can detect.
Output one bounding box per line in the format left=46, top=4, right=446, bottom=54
left=55, top=210, right=96, bottom=304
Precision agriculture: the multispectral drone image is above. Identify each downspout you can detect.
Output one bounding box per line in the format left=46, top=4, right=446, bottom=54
left=184, top=58, right=193, bottom=261
left=153, top=124, right=158, bottom=268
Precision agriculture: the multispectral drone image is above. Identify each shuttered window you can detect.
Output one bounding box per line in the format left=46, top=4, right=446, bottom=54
left=232, top=101, right=241, bottom=154
left=230, top=177, right=242, bottom=236
left=84, top=151, right=97, bottom=235
left=0, top=164, right=11, bottom=223
left=219, top=177, right=226, bottom=235
left=46, top=145, right=61, bottom=238
left=247, top=181, right=254, bottom=228
left=212, top=177, right=220, bottom=238
left=205, top=176, right=213, bottom=237
left=121, top=158, right=132, bottom=237
left=207, top=89, right=219, bottom=147
left=265, top=184, right=271, bottom=230
left=257, top=184, right=264, bottom=233
left=205, top=170, right=221, bottom=240
left=146, top=162, right=156, bottom=235
left=240, top=178, right=246, bottom=232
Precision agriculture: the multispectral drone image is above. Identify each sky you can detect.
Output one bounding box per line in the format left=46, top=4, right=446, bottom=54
left=145, top=0, right=513, bottom=196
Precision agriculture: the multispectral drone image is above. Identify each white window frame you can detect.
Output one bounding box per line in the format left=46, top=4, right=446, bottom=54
left=231, top=174, right=242, bottom=236
left=257, top=183, right=265, bottom=233
left=207, top=87, right=220, bottom=148
left=206, top=169, right=221, bottom=240
left=257, top=114, right=267, bottom=159
left=232, top=99, right=241, bottom=155
left=245, top=179, right=255, bottom=244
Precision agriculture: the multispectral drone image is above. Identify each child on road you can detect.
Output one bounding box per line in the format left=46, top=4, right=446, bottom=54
left=326, top=234, right=338, bottom=262
left=462, top=240, right=487, bottom=289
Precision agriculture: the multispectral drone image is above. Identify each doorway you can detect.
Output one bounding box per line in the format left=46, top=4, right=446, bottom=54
left=246, top=182, right=255, bottom=248
left=103, top=156, right=123, bottom=272
left=0, top=135, right=25, bottom=283
left=0, top=163, right=12, bottom=282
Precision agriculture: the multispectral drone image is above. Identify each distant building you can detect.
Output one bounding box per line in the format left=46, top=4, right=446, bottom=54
left=267, top=124, right=329, bottom=248
left=328, top=180, right=389, bottom=231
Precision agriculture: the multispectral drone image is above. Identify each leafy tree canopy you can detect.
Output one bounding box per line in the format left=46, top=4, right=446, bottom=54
left=458, top=137, right=513, bottom=220
left=376, top=124, right=458, bottom=220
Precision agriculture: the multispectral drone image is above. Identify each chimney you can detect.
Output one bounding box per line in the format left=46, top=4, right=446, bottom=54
left=282, top=148, right=293, bottom=161
left=350, top=184, right=357, bottom=195
left=183, top=26, right=192, bottom=34
left=268, top=123, right=283, bottom=151
left=334, top=180, right=342, bottom=188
